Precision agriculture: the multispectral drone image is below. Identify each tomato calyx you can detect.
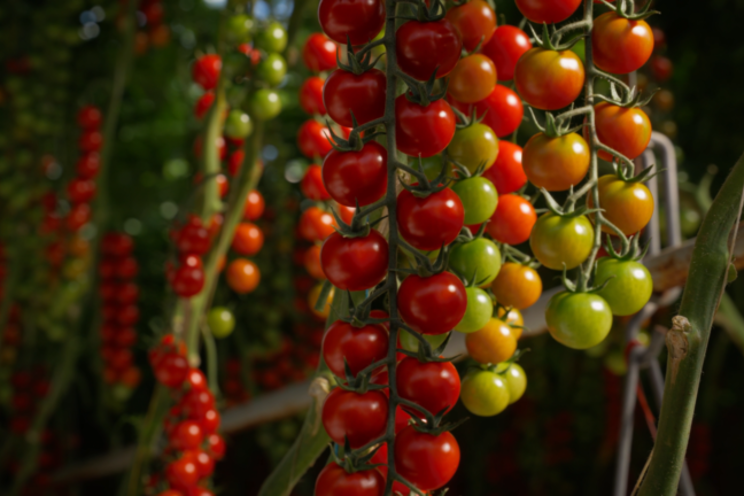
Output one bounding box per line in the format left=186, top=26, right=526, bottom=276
left=338, top=38, right=383, bottom=76
left=529, top=22, right=584, bottom=53
left=330, top=439, right=388, bottom=475
left=398, top=0, right=447, bottom=23
left=402, top=402, right=468, bottom=437
left=335, top=360, right=389, bottom=394
left=602, top=231, right=649, bottom=263
left=397, top=325, right=454, bottom=363
left=528, top=108, right=581, bottom=139
left=600, top=0, right=659, bottom=21
left=501, top=244, right=541, bottom=270
left=541, top=185, right=598, bottom=221
left=479, top=347, right=528, bottom=375
left=397, top=70, right=448, bottom=107
left=397, top=238, right=450, bottom=278
left=398, top=159, right=452, bottom=199
left=326, top=115, right=383, bottom=153
left=596, top=82, right=658, bottom=110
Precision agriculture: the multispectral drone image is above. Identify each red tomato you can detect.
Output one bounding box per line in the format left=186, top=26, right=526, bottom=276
left=396, top=19, right=462, bottom=80
left=397, top=187, right=464, bottom=251
left=315, top=462, right=385, bottom=496
left=76, top=153, right=100, bottom=179
left=448, top=54, right=497, bottom=104
left=171, top=266, right=205, bottom=297
left=592, top=12, right=653, bottom=75
left=650, top=55, right=673, bottom=82
left=152, top=352, right=189, bottom=388
left=322, top=141, right=387, bottom=207
left=486, top=194, right=536, bottom=245
left=299, top=76, right=327, bottom=115
left=320, top=230, right=389, bottom=291
left=515, top=0, right=581, bottom=24
left=482, top=141, right=526, bottom=194
left=192, top=450, right=215, bottom=478
left=337, top=204, right=356, bottom=224
left=318, top=0, right=385, bottom=45
left=231, top=222, right=264, bottom=256
left=79, top=130, right=103, bottom=152
left=593, top=102, right=652, bottom=161
left=324, top=69, right=386, bottom=127
left=398, top=272, right=467, bottom=335
left=169, top=420, right=203, bottom=450
left=522, top=132, right=590, bottom=191
left=165, top=454, right=199, bottom=491
left=301, top=164, right=331, bottom=201
left=228, top=149, right=244, bottom=176
left=299, top=206, right=337, bottom=241
left=298, top=119, right=333, bottom=159
left=303, top=33, right=338, bottom=72
left=67, top=178, right=97, bottom=204
left=481, top=25, right=533, bottom=81
left=514, top=47, right=584, bottom=110
left=77, top=105, right=102, bottom=129
left=322, top=387, right=388, bottom=448
left=225, top=259, right=260, bottom=294
left=474, top=84, right=524, bottom=138
left=394, top=426, right=460, bottom=491
left=192, top=54, right=222, bottom=90
left=370, top=444, right=417, bottom=495
left=322, top=320, right=388, bottom=378
left=445, top=0, right=496, bottom=51
left=195, top=91, right=215, bottom=119
left=207, top=433, right=226, bottom=460
left=397, top=357, right=460, bottom=416
left=396, top=96, right=456, bottom=157
left=243, top=190, right=265, bottom=221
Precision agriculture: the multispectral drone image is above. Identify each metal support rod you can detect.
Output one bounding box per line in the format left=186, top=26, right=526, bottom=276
left=613, top=345, right=643, bottom=496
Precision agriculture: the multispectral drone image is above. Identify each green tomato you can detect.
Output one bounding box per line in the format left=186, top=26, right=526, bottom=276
left=257, top=53, right=287, bottom=87
left=224, top=110, right=253, bottom=139
left=451, top=177, right=498, bottom=225
left=595, top=258, right=653, bottom=316
left=208, top=307, right=236, bottom=338
left=408, top=154, right=452, bottom=182
left=449, top=238, right=501, bottom=286
left=460, top=369, right=510, bottom=417
left=530, top=213, right=594, bottom=270
left=250, top=89, right=282, bottom=121
left=399, top=329, right=449, bottom=352
left=495, top=362, right=527, bottom=404
left=447, top=123, right=499, bottom=174
left=255, top=22, right=287, bottom=53
left=455, top=287, right=492, bottom=333
left=545, top=291, right=612, bottom=349
left=226, top=14, right=254, bottom=44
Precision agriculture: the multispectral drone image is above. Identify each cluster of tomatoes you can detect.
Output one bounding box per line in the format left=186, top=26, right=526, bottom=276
left=7, top=367, right=50, bottom=435
left=98, top=232, right=142, bottom=393
left=148, top=335, right=225, bottom=496
left=127, top=0, right=171, bottom=55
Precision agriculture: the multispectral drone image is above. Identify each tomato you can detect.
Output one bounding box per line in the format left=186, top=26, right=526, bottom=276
left=545, top=291, right=612, bottom=349
left=299, top=206, right=337, bottom=241
left=192, top=54, right=222, bottom=90
left=194, top=91, right=215, bottom=119
left=169, top=420, right=203, bottom=450
left=515, top=47, right=584, bottom=110
left=395, top=426, right=460, bottom=491
left=76, top=152, right=101, bottom=179
left=398, top=272, right=467, bottom=335
left=324, top=69, right=386, bottom=127
left=225, top=14, right=253, bottom=43
left=338, top=204, right=356, bottom=225
left=589, top=174, right=653, bottom=236
left=79, top=130, right=103, bottom=152
left=397, top=187, right=464, bottom=251
left=322, top=320, right=388, bottom=378
left=225, top=258, right=260, bottom=294
left=460, top=369, right=509, bottom=416
left=257, top=53, right=287, bottom=86
left=399, top=329, right=449, bottom=352
left=445, top=0, right=496, bottom=51
left=320, top=230, right=388, bottom=291
left=231, top=222, right=264, bottom=256
left=67, top=178, right=96, bottom=204
left=255, top=22, right=288, bottom=53
left=523, top=132, right=590, bottom=191
left=465, top=318, right=516, bottom=364
left=207, top=433, right=226, bottom=460
left=298, top=119, right=333, bottom=159
left=486, top=194, right=536, bottom=245
left=496, top=362, right=527, bottom=404
left=165, top=454, right=199, bottom=491
left=448, top=54, right=497, bottom=104
left=301, top=164, right=331, bottom=201
left=243, top=190, right=265, bottom=221
left=322, top=387, right=388, bottom=448
left=481, top=25, right=532, bottom=81
left=592, top=12, right=653, bottom=75
left=207, top=307, right=235, bottom=338
left=303, top=33, right=338, bottom=72
left=397, top=357, right=460, bottom=416
left=491, top=262, right=542, bottom=310
left=447, top=123, right=499, bottom=174
left=299, top=76, right=327, bottom=115
left=451, top=177, right=498, bottom=225
left=482, top=141, right=525, bottom=195
left=315, top=462, right=384, bottom=496
left=396, top=96, right=456, bottom=157
left=650, top=55, right=673, bottom=82
left=369, top=444, right=418, bottom=495
left=515, top=0, right=581, bottom=24
left=474, top=85, right=524, bottom=138
left=593, top=102, right=652, bottom=161
left=304, top=244, right=326, bottom=279
left=172, top=265, right=205, bottom=297
left=309, top=284, right=334, bottom=319
left=323, top=141, right=387, bottom=207
left=595, top=258, right=653, bottom=316
left=78, top=105, right=102, bottom=129
left=449, top=238, right=501, bottom=286
left=250, top=89, right=282, bottom=120
left=318, top=0, right=385, bottom=45
left=530, top=213, right=593, bottom=270
left=454, top=287, right=493, bottom=333
left=396, top=20, right=462, bottom=80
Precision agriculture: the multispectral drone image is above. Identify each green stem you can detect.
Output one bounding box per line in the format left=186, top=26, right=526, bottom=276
left=199, top=84, right=228, bottom=225
left=125, top=385, right=170, bottom=496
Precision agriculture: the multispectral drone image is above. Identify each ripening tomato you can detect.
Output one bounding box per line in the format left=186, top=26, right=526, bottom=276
left=397, top=357, right=461, bottom=416
left=445, top=0, right=496, bottom=52
left=595, top=258, right=653, bottom=316
left=192, top=54, right=222, bottom=90
left=496, top=362, right=527, bottom=404
left=515, top=0, right=581, bottom=24
left=449, top=238, right=502, bottom=286
left=451, top=177, right=498, bottom=225
left=460, top=369, right=509, bottom=416
left=250, top=89, right=282, bottom=120
left=323, top=141, right=387, bottom=207
left=396, top=96, right=456, bottom=157
left=466, top=318, right=517, bottom=364
left=231, top=222, right=264, bottom=256
left=398, top=272, right=467, bottom=335
left=299, top=76, right=327, bottom=115
left=396, top=19, right=462, bottom=80
left=530, top=213, right=594, bottom=270
left=592, top=12, right=653, bottom=75
left=337, top=204, right=356, bottom=224
left=315, top=462, right=385, bottom=496
left=322, top=320, right=388, bottom=378
left=257, top=53, right=287, bottom=86
left=298, top=120, right=333, bottom=159
left=324, top=69, right=386, bottom=127
left=397, top=187, right=464, bottom=251
left=172, top=265, right=205, bottom=297
left=481, top=25, right=532, bottom=81
left=303, top=33, right=338, bottom=72
left=482, top=141, right=526, bottom=195
left=322, top=387, right=388, bottom=448
left=301, top=164, right=331, bottom=201
left=486, top=194, right=536, bottom=245
left=447, top=123, right=499, bottom=174
left=225, top=258, right=260, bottom=294
left=299, top=206, right=336, bottom=241
left=395, top=426, right=460, bottom=491
left=165, top=454, right=199, bottom=491
left=589, top=174, right=654, bottom=236
left=318, top=0, right=385, bottom=45
left=593, top=102, right=652, bottom=161
left=523, top=132, right=590, bottom=191
left=546, top=291, right=612, bottom=349
left=399, top=329, right=449, bottom=352
left=515, top=48, right=584, bottom=110
left=491, top=262, right=542, bottom=309
left=448, top=55, right=497, bottom=104
left=255, top=22, right=288, bottom=53
left=320, top=230, right=389, bottom=291
left=455, top=287, right=493, bottom=333
left=474, top=85, right=524, bottom=138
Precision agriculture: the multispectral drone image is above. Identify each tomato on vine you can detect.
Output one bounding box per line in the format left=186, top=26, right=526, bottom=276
left=303, top=33, right=338, bottom=72
left=322, top=387, right=388, bottom=448
left=394, top=427, right=460, bottom=491
left=397, top=357, right=461, bottom=416
left=491, top=262, right=542, bottom=310
left=447, top=123, right=499, bottom=174
left=486, top=194, right=536, bottom=245
left=454, top=287, right=493, bottom=334
left=396, top=19, right=462, bottom=80
left=225, top=258, right=260, bottom=294
left=595, top=257, right=653, bottom=316
left=460, top=368, right=509, bottom=416
left=465, top=318, right=517, bottom=364
left=318, top=0, right=385, bottom=45
left=448, top=54, right=497, bottom=104
left=323, top=141, right=387, bottom=207
left=298, top=120, right=333, bottom=159
left=231, top=222, right=264, bottom=256
left=474, top=85, right=524, bottom=138
left=481, top=25, right=532, bottom=81
left=530, top=213, right=594, bottom=270
left=592, top=12, right=654, bottom=75
left=299, top=206, right=337, bottom=241
left=395, top=96, right=456, bottom=157
left=449, top=237, right=502, bottom=286
left=593, top=102, right=652, bottom=161
left=523, top=132, right=590, bottom=191
left=299, top=76, right=327, bottom=115
left=323, top=68, right=386, bottom=127
left=451, top=177, right=498, bottom=226
left=397, top=187, right=464, bottom=251
left=320, top=230, right=389, bottom=291
left=192, top=54, right=221, bottom=90
left=301, top=164, right=331, bottom=201
left=546, top=291, right=613, bottom=349
left=588, top=174, right=654, bottom=236
left=515, top=47, right=584, bottom=110
left=482, top=141, right=526, bottom=195
left=515, top=0, right=581, bottom=24
left=315, top=462, right=385, bottom=496
left=445, top=0, right=496, bottom=52
left=322, top=320, right=388, bottom=378
left=494, top=362, right=527, bottom=404
left=398, top=272, right=467, bottom=335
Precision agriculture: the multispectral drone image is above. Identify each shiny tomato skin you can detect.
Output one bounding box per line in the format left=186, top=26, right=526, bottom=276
left=322, top=320, right=389, bottom=378
left=481, top=25, right=533, bottom=81
left=396, top=357, right=461, bottom=416
left=515, top=0, right=582, bottom=24
left=225, top=258, right=260, bottom=294
left=465, top=317, right=517, bottom=364
left=231, top=222, right=264, bottom=256
left=447, top=123, right=499, bottom=174
left=449, top=237, right=502, bottom=286
left=593, top=102, right=652, bottom=161
left=320, top=230, right=389, bottom=291
left=522, top=132, right=590, bottom=191
left=396, top=20, right=462, bottom=80
left=299, top=76, right=327, bottom=115
left=530, top=213, right=594, bottom=270
left=448, top=54, right=497, bottom=104
left=299, top=206, right=337, bottom=241
left=595, top=258, right=653, bottom=316
left=321, top=387, right=388, bottom=448
left=397, top=272, right=467, bottom=335
left=445, top=0, right=496, bottom=52
left=192, top=54, right=222, bottom=90
left=303, top=33, right=338, bottom=72
left=515, top=47, right=584, bottom=110
left=486, top=194, right=536, bottom=245
left=396, top=187, right=464, bottom=251
left=315, top=462, right=385, bottom=496
left=394, top=427, right=460, bottom=491
left=592, top=12, right=654, bottom=75
left=482, top=141, right=526, bottom=194
left=318, top=0, right=385, bottom=45
left=243, top=189, right=265, bottom=221
left=298, top=120, right=333, bottom=159
left=323, top=141, right=387, bottom=207
left=460, top=368, right=509, bottom=416
left=590, top=174, right=654, bottom=236
left=451, top=176, right=498, bottom=225
left=546, top=291, right=612, bottom=349
left=301, top=164, right=331, bottom=201
left=395, top=96, right=456, bottom=157
left=491, top=262, right=542, bottom=310
left=474, top=85, right=524, bottom=138
left=323, top=68, right=386, bottom=127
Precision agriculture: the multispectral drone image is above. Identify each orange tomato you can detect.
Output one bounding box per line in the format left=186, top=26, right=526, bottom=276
left=514, top=47, right=584, bottom=110
left=448, top=54, right=497, bottom=104
left=491, top=263, right=542, bottom=310
left=226, top=259, right=260, bottom=294
left=589, top=174, right=654, bottom=236
left=593, top=102, right=652, bottom=161
left=465, top=318, right=517, bottom=364
left=231, top=222, right=264, bottom=256
left=522, top=132, right=589, bottom=191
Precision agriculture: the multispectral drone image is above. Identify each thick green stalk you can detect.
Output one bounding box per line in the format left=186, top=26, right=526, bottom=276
left=637, top=152, right=744, bottom=495
left=199, top=85, right=228, bottom=225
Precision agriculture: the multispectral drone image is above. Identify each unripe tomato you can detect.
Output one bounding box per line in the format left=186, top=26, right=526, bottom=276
left=396, top=96, right=456, bottom=157
left=455, top=287, right=493, bottom=333
left=303, top=33, right=338, bottom=72
left=399, top=329, right=449, bottom=352
left=397, top=187, right=464, bottom=251
left=322, top=320, right=388, bottom=378
left=396, top=19, right=462, bottom=80
left=257, top=53, right=287, bottom=86
left=315, top=462, right=385, bottom=496
left=449, top=238, right=502, bottom=286
left=588, top=174, right=654, bottom=236
left=398, top=272, right=467, bottom=335
left=546, top=291, right=612, bottom=349
left=255, top=22, right=287, bottom=53
left=593, top=102, right=652, bottom=161
left=515, top=0, right=581, bottom=24
left=192, top=54, right=222, bottom=90
left=482, top=141, right=525, bottom=195
left=445, top=0, right=496, bottom=51
left=523, top=132, right=590, bottom=191
left=448, top=54, right=497, bottom=104
left=322, top=387, right=388, bottom=448
left=324, top=68, right=386, bottom=127
left=322, top=141, right=387, bottom=207
left=515, top=47, right=584, bottom=110
left=225, top=14, right=254, bottom=43
left=301, top=164, right=330, bottom=201
left=394, top=427, right=460, bottom=491
left=320, top=230, right=389, bottom=291
left=481, top=25, right=532, bottom=81
left=225, top=259, right=260, bottom=294
left=592, top=12, right=653, bottom=75
left=447, top=123, right=499, bottom=174
left=495, top=362, right=527, bottom=404
left=466, top=318, right=517, bottom=364
left=250, top=89, right=282, bottom=120
left=318, top=0, right=385, bottom=45
left=299, top=76, right=326, bottom=115
left=491, top=262, right=542, bottom=310
left=530, top=213, right=593, bottom=270
left=486, top=194, right=536, bottom=245
left=451, top=177, right=498, bottom=225
left=224, top=110, right=253, bottom=140
left=595, top=258, right=653, bottom=316
left=460, top=369, right=509, bottom=416
left=397, top=357, right=461, bottom=416
left=231, top=222, right=264, bottom=256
